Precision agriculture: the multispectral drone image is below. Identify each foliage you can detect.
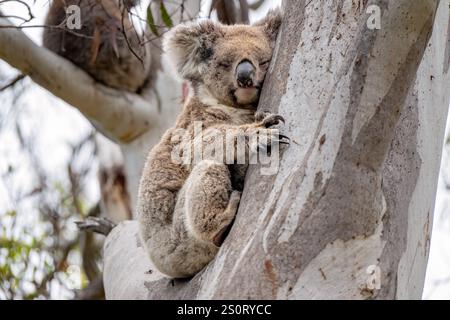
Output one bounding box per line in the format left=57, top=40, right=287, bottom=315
left=0, top=113, right=100, bottom=299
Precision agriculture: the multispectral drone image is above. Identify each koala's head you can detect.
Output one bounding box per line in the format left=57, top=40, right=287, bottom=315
left=163, top=9, right=282, bottom=108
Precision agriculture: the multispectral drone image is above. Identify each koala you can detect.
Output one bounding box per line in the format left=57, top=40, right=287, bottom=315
left=43, top=0, right=152, bottom=92
left=137, top=9, right=286, bottom=278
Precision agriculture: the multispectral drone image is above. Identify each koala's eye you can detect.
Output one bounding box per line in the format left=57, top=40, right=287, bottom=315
left=218, top=62, right=231, bottom=69
left=260, top=60, right=271, bottom=67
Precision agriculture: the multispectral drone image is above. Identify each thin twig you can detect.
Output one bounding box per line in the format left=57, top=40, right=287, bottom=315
left=120, top=7, right=144, bottom=66
left=0, top=74, right=25, bottom=92
left=0, top=0, right=34, bottom=22
left=0, top=24, right=93, bottom=39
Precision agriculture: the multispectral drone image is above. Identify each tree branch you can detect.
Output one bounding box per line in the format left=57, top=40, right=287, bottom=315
left=214, top=0, right=238, bottom=24
left=239, top=0, right=250, bottom=24
left=0, top=16, right=159, bottom=143
left=213, top=0, right=250, bottom=25
left=76, top=217, right=116, bottom=236
left=248, top=0, right=265, bottom=10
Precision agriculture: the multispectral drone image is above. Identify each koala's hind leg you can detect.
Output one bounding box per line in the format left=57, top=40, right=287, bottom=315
left=184, top=160, right=242, bottom=247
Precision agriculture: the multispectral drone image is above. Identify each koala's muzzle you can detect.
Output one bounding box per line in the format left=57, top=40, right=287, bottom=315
left=236, top=60, right=255, bottom=88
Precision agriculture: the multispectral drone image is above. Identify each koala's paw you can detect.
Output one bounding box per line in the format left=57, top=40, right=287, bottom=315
left=247, top=127, right=290, bottom=154
left=255, top=112, right=285, bottom=128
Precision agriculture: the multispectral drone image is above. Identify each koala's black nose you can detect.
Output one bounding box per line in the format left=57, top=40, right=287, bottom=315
left=236, top=60, right=255, bottom=88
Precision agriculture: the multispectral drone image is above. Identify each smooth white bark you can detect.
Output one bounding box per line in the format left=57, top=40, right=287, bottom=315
left=396, top=1, right=450, bottom=298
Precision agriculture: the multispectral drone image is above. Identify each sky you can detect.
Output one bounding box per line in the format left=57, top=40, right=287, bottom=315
left=0, top=0, right=449, bottom=299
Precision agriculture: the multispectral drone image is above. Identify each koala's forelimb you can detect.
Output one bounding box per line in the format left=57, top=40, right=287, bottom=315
left=194, top=118, right=289, bottom=164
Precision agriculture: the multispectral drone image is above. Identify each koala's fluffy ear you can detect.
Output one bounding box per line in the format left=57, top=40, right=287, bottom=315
left=254, top=8, right=282, bottom=44
left=163, top=21, right=223, bottom=80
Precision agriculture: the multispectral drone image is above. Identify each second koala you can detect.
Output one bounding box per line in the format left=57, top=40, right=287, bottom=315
left=43, top=0, right=151, bottom=92
left=138, top=10, right=285, bottom=278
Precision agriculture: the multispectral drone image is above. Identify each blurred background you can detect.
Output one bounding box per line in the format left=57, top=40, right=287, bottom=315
left=0, top=0, right=448, bottom=299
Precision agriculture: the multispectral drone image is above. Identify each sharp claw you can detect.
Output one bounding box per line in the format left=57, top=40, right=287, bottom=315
left=268, top=138, right=290, bottom=145
left=275, top=115, right=285, bottom=124
left=279, top=134, right=290, bottom=141
left=270, top=137, right=290, bottom=145
left=269, top=115, right=284, bottom=123
left=263, top=115, right=285, bottom=127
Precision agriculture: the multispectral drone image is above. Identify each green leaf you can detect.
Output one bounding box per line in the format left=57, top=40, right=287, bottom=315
left=146, top=5, right=159, bottom=36
left=160, top=2, right=173, bottom=28
left=5, top=210, right=16, bottom=217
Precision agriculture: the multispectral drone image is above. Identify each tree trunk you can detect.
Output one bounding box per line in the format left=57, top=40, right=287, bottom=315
left=102, top=0, right=449, bottom=299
